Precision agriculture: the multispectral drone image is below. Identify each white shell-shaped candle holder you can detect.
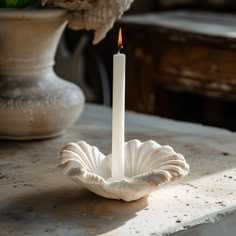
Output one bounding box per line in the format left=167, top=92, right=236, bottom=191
left=58, top=139, right=189, bottom=202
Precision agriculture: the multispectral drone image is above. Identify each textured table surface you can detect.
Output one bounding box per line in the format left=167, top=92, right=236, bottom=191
left=0, top=104, right=236, bottom=236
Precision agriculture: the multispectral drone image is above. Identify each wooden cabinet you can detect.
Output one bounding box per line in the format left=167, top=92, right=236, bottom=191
left=112, top=11, right=236, bottom=130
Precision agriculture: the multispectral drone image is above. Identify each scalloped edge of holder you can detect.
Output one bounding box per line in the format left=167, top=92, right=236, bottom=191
left=58, top=139, right=189, bottom=201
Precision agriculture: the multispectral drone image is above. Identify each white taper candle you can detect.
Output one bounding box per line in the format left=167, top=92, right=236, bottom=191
left=112, top=28, right=126, bottom=180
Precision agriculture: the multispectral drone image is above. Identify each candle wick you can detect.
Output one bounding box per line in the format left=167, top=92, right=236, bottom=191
left=118, top=45, right=124, bottom=54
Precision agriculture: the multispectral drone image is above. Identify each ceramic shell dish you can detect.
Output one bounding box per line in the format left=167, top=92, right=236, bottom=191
left=58, top=139, right=189, bottom=202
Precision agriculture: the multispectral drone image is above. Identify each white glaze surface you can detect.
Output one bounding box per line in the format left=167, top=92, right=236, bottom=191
left=58, top=139, right=189, bottom=201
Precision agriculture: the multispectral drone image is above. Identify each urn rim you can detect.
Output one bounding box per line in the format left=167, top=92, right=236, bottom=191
left=0, top=9, right=67, bottom=20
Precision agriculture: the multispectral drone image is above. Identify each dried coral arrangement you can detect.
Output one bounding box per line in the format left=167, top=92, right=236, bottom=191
left=1, top=0, right=134, bottom=43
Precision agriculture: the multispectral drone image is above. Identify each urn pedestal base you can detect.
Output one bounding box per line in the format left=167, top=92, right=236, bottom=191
left=0, top=72, right=84, bottom=140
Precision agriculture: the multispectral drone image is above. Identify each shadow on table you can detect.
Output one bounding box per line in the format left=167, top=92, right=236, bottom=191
left=0, top=187, right=148, bottom=235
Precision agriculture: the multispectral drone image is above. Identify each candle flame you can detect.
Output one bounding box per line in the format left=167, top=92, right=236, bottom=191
left=118, top=28, right=123, bottom=52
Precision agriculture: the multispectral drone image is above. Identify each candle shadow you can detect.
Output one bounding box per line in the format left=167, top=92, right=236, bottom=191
left=0, top=187, right=148, bottom=235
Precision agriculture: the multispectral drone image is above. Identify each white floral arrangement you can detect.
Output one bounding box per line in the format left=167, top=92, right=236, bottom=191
left=1, top=0, right=134, bottom=43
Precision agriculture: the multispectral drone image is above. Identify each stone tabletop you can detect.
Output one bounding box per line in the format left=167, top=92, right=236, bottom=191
left=0, top=104, right=236, bottom=236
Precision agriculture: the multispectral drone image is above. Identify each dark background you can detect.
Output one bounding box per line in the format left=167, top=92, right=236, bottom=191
left=59, top=0, right=236, bottom=131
